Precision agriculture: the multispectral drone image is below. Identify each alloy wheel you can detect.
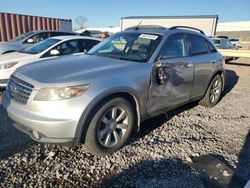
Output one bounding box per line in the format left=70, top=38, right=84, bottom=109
left=209, top=77, right=222, bottom=103
left=97, top=107, right=129, bottom=148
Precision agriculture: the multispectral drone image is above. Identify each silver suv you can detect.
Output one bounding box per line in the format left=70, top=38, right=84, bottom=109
left=2, top=26, right=225, bottom=156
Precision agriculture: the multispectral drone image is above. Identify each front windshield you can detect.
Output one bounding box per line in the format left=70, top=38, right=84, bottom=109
left=88, top=32, right=162, bottom=62
left=225, top=40, right=234, bottom=47
left=9, top=31, right=34, bottom=42
left=20, top=38, right=61, bottom=54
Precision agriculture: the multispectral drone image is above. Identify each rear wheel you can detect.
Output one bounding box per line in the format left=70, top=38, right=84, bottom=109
left=84, top=97, right=135, bottom=156
left=199, top=75, right=223, bottom=107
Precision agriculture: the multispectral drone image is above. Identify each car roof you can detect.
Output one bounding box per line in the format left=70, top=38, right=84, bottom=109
left=49, top=35, right=103, bottom=41
left=123, top=27, right=207, bottom=38
left=28, top=30, right=77, bottom=35
left=33, top=30, right=74, bottom=33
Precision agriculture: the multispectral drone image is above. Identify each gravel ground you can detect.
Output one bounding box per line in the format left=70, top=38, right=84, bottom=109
left=0, top=60, right=250, bottom=187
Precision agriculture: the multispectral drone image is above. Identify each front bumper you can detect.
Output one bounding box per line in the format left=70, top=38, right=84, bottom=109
left=0, top=68, right=14, bottom=87
left=2, top=91, right=90, bottom=146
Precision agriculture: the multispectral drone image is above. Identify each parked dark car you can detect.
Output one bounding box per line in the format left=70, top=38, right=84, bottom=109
left=80, top=30, right=109, bottom=38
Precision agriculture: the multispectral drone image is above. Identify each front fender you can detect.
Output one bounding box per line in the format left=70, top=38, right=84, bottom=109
left=73, top=87, right=142, bottom=145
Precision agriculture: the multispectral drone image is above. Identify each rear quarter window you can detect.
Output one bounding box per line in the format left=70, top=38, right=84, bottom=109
left=188, top=35, right=208, bottom=56
left=160, top=34, right=187, bottom=59
left=207, top=41, right=217, bottom=53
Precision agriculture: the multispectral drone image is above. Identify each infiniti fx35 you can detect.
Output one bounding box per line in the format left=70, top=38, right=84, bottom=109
left=2, top=26, right=225, bottom=156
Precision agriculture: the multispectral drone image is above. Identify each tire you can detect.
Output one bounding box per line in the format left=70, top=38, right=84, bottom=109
left=199, top=75, right=223, bottom=108
left=84, top=97, right=135, bottom=156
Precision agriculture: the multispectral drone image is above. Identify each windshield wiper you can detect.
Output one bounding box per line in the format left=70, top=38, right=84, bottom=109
left=96, top=54, right=131, bottom=61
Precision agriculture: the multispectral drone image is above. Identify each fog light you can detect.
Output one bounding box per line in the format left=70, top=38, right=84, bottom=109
left=31, top=130, right=41, bottom=140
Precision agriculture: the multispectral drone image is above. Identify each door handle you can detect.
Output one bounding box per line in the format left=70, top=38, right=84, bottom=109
left=182, top=63, right=193, bottom=68
left=211, top=60, right=217, bottom=64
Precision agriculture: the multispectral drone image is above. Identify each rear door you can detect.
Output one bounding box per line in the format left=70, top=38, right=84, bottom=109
left=147, top=33, right=194, bottom=112
left=186, top=34, right=222, bottom=99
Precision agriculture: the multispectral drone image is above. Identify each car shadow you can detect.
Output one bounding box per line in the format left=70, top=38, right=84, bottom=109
left=231, top=131, right=250, bottom=185
left=99, top=158, right=204, bottom=187
left=222, top=69, right=239, bottom=97
left=99, top=133, right=250, bottom=188
left=100, top=119, right=249, bottom=188
left=226, top=62, right=250, bottom=67
left=190, top=131, right=250, bottom=188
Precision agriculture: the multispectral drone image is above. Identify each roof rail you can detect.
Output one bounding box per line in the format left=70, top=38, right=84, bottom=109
left=169, top=26, right=205, bottom=34
left=125, top=25, right=166, bottom=31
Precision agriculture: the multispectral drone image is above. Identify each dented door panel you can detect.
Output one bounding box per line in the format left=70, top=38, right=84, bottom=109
left=147, top=57, right=194, bottom=113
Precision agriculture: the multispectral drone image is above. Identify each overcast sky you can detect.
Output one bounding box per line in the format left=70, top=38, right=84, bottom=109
left=0, top=0, right=249, bottom=28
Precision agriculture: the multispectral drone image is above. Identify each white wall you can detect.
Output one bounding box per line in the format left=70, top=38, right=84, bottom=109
left=74, top=21, right=250, bottom=34
left=121, top=17, right=218, bottom=36
left=217, top=21, right=250, bottom=32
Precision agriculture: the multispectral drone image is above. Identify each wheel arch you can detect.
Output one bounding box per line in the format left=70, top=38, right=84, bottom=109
left=74, top=89, right=141, bottom=145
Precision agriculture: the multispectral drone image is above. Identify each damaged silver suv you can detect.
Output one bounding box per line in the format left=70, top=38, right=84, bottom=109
left=2, top=26, right=225, bottom=156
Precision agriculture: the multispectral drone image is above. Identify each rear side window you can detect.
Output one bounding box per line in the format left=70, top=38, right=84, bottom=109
left=50, top=32, right=63, bottom=37
left=50, top=32, right=76, bottom=37
left=207, top=41, right=217, bottom=53
left=25, top=32, right=50, bottom=43
left=160, top=34, right=187, bottom=59
left=188, top=35, right=208, bottom=56
left=81, top=39, right=100, bottom=51
left=62, top=32, right=77, bottom=36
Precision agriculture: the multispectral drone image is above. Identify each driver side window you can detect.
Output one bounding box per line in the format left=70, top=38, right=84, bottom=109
left=42, top=40, right=80, bottom=58
left=25, top=33, right=50, bottom=44
left=160, top=34, right=187, bottom=59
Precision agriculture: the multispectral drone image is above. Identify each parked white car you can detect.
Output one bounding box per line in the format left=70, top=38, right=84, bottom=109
left=0, top=30, right=78, bottom=55
left=0, top=36, right=102, bottom=87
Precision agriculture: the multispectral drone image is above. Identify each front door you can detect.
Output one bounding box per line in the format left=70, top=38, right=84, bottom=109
left=147, top=33, right=194, bottom=112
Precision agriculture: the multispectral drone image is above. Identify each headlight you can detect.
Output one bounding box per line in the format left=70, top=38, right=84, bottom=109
left=34, top=84, right=90, bottom=101
left=0, top=62, right=18, bottom=70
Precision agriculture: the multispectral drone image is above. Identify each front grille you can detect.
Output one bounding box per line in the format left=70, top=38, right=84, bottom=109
left=6, top=76, right=34, bottom=104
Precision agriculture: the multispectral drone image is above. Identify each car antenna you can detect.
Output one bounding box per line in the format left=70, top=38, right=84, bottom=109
left=135, top=20, right=143, bottom=30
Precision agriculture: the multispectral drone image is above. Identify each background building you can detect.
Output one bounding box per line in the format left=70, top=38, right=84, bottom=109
left=120, top=15, right=218, bottom=36
left=0, top=12, right=72, bottom=42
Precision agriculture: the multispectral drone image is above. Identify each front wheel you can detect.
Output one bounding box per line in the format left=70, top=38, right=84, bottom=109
left=199, top=75, right=223, bottom=108
left=84, top=97, right=135, bottom=156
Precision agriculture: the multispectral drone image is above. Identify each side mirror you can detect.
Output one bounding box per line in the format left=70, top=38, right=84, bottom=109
left=50, top=49, right=60, bottom=56
left=27, top=38, right=34, bottom=44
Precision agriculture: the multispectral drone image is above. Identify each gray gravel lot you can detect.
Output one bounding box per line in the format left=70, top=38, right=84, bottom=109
left=0, top=60, right=250, bottom=187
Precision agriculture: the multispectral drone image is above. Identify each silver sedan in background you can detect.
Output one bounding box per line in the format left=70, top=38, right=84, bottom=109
left=0, top=30, right=78, bottom=55
left=0, top=36, right=102, bottom=87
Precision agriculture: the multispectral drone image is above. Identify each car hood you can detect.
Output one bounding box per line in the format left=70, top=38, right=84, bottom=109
left=0, top=52, right=36, bottom=65
left=15, top=55, right=137, bottom=87
left=0, top=41, right=22, bottom=53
